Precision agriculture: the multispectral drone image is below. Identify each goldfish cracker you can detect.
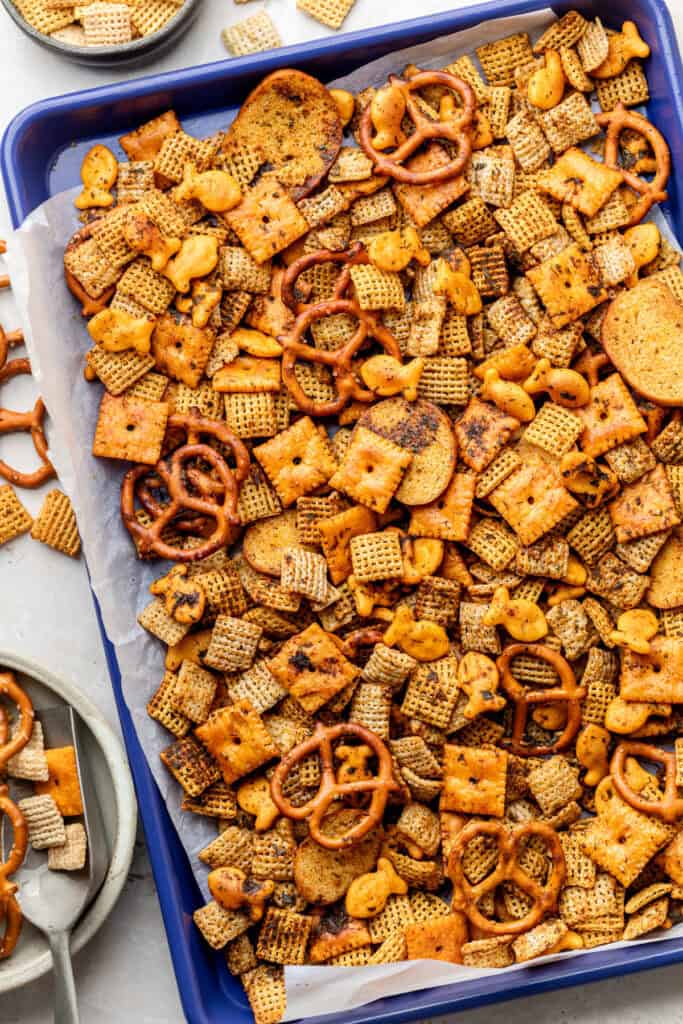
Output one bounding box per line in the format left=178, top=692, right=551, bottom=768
left=474, top=343, right=536, bottom=382
left=624, top=754, right=663, bottom=796
left=367, top=227, right=430, bottom=272
left=361, top=355, right=424, bottom=401
left=383, top=605, right=450, bottom=661
left=559, top=450, right=619, bottom=507
left=87, top=307, right=154, bottom=357
left=174, top=163, right=242, bottom=213
left=576, top=724, right=611, bottom=786
left=563, top=556, right=587, bottom=587
left=74, top=144, right=117, bottom=210
left=123, top=209, right=181, bottom=272
left=433, top=258, right=482, bottom=315
left=348, top=575, right=383, bottom=617
left=232, top=327, right=283, bottom=358
left=548, top=585, right=585, bottom=606
left=592, top=22, right=650, bottom=80
left=532, top=705, right=567, bottom=731
left=237, top=775, right=280, bottom=831
left=208, top=867, right=274, bottom=921
left=164, top=235, right=219, bottom=293
left=483, top=586, right=548, bottom=642
left=548, top=930, right=584, bottom=953
left=329, top=89, right=355, bottom=126
left=605, top=695, right=670, bottom=735
left=470, top=109, right=495, bottom=151
left=370, top=84, right=407, bottom=150
left=399, top=536, right=444, bottom=585
left=345, top=857, right=407, bottom=918
left=547, top=584, right=586, bottom=607
left=527, top=50, right=565, bottom=110
left=149, top=565, right=205, bottom=624
left=165, top=629, right=213, bottom=671
left=457, top=652, right=506, bottom=719
left=335, top=743, right=374, bottom=785
left=624, top=222, right=661, bottom=286
left=191, top=278, right=223, bottom=329
left=523, top=358, right=590, bottom=408
left=481, top=368, right=536, bottom=422
left=608, top=608, right=659, bottom=654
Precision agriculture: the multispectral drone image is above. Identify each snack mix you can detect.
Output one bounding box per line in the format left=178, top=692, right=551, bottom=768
left=55, top=11, right=683, bottom=1021
left=12, top=0, right=187, bottom=48
left=0, top=671, right=88, bottom=961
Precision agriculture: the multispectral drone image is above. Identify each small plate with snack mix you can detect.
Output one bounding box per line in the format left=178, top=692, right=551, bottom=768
left=6, top=0, right=683, bottom=1021
left=0, top=0, right=202, bottom=67
left=0, top=651, right=136, bottom=993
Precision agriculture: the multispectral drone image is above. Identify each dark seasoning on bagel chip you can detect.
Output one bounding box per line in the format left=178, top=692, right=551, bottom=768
left=55, top=11, right=683, bottom=1022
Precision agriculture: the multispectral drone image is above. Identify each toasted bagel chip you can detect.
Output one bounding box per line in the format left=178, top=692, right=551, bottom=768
left=601, top=279, right=683, bottom=406
left=222, top=69, right=343, bottom=200
left=357, top=398, right=457, bottom=506
left=243, top=510, right=303, bottom=577
left=294, top=809, right=382, bottom=904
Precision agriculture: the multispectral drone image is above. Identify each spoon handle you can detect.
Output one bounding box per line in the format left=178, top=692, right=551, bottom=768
left=48, top=929, right=80, bottom=1024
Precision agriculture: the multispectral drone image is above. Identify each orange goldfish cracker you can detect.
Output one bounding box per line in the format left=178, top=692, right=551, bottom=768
left=74, top=144, right=117, bottom=210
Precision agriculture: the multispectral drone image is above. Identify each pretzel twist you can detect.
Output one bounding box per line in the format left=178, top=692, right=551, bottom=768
left=0, top=672, right=35, bottom=769
left=0, top=329, right=56, bottom=489
left=449, top=820, right=565, bottom=935
left=596, top=103, right=670, bottom=226
left=270, top=722, right=399, bottom=849
left=611, top=741, right=683, bottom=823
left=359, top=71, right=476, bottom=184
left=280, top=246, right=402, bottom=417
left=0, top=784, right=28, bottom=960
left=121, top=410, right=250, bottom=562
left=497, top=643, right=586, bottom=756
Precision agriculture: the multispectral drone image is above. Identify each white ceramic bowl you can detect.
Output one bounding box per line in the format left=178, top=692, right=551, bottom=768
left=0, top=650, right=137, bottom=993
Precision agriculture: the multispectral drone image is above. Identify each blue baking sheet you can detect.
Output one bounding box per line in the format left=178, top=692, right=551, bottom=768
left=3, top=1, right=683, bottom=1021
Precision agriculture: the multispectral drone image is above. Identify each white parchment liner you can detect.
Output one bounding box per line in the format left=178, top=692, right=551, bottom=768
left=7, top=11, right=683, bottom=1018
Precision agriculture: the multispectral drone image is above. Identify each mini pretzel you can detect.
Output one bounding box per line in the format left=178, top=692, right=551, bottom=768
left=340, top=627, right=386, bottom=660
left=0, top=785, right=27, bottom=960
left=611, top=741, right=683, bottom=823
left=280, top=246, right=402, bottom=417
left=270, top=721, right=400, bottom=850
left=0, top=329, right=55, bottom=489
left=121, top=410, right=250, bottom=563
left=596, top=103, right=670, bottom=225
left=449, top=820, right=566, bottom=935
left=497, top=643, right=586, bottom=756
left=0, top=672, right=35, bottom=769
left=359, top=71, right=476, bottom=184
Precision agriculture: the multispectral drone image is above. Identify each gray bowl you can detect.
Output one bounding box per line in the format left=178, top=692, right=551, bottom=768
left=1, top=0, right=203, bottom=67
left=0, top=651, right=137, bottom=993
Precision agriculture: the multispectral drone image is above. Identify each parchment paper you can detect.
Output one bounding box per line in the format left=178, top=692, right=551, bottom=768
left=7, top=11, right=683, bottom=1019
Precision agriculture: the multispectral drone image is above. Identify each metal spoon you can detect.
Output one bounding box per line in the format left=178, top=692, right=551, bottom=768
left=3, top=705, right=109, bottom=1024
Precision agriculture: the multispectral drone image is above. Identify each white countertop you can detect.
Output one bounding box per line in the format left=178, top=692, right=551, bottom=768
left=1, top=1, right=682, bottom=1021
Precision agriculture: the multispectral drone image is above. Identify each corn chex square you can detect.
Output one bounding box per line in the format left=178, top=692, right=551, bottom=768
left=18, top=794, right=66, bottom=850
left=0, top=485, right=32, bottom=547
left=48, top=822, right=88, bottom=872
